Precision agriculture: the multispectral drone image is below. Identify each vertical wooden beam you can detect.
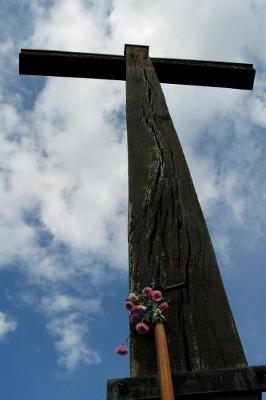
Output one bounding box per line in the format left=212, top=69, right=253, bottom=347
left=125, top=44, right=247, bottom=377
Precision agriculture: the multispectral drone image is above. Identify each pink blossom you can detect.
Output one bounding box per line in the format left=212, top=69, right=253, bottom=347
left=131, top=305, right=140, bottom=313
left=131, top=305, right=147, bottom=313
left=130, top=313, right=140, bottom=324
left=150, top=290, right=162, bottom=302
left=142, top=287, right=153, bottom=297
left=124, top=300, right=134, bottom=311
left=136, top=322, right=150, bottom=334
left=159, top=301, right=169, bottom=311
left=128, top=292, right=139, bottom=302
left=115, top=346, right=128, bottom=355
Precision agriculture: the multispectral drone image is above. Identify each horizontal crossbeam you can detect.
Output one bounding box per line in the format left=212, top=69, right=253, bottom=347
left=19, top=48, right=255, bottom=90
left=107, top=366, right=266, bottom=399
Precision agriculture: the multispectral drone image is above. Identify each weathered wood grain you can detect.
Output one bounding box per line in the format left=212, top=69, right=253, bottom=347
left=125, top=44, right=247, bottom=377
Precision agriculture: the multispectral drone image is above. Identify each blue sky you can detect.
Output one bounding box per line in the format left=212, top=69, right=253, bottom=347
left=0, top=1, right=266, bottom=399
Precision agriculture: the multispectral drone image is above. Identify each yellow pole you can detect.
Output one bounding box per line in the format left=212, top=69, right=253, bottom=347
left=155, top=323, right=175, bottom=400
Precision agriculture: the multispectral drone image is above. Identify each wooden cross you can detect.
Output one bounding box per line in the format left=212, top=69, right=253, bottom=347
left=20, top=45, right=266, bottom=399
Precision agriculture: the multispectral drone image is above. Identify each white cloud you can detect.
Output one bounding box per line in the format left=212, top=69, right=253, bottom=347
left=47, top=313, right=101, bottom=371
left=42, top=293, right=101, bottom=370
left=0, top=311, right=17, bottom=341
left=26, top=0, right=110, bottom=53
left=109, top=0, right=266, bottom=61
left=41, top=293, right=101, bottom=316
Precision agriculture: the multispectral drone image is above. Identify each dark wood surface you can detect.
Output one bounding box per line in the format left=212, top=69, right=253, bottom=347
left=125, top=45, right=247, bottom=377
left=19, top=48, right=255, bottom=89
left=107, top=365, right=266, bottom=399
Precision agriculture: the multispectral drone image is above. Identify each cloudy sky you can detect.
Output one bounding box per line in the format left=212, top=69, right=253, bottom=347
left=0, top=0, right=266, bottom=399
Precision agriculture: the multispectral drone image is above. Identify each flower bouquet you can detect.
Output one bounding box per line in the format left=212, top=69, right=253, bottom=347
left=116, top=287, right=169, bottom=355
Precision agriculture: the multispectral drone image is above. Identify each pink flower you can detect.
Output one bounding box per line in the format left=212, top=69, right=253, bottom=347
left=150, top=290, right=162, bottom=302
left=116, top=346, right=128, bottom=355
left=131, top=305, right=147, bottom=313
left=131, top=305, right=140, bottom=313
left=130, top=313, right=140, bottom=324
left=136, top=322, right=150, bottom=334
left=128, top=292, right=139, bottom=302
left=124, top=300, right=134, bottom=311
left=159, top=301, right=169, bottom=311
left=142, top=287, right=153, bottom=297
